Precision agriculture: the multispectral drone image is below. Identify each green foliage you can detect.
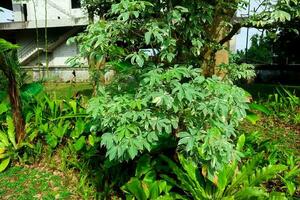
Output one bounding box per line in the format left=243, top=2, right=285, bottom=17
left=263, top=87, right=299, bottom=123
left=0, top=38, right=18, bottom=53
left=68, top=0, right=273, bottom=85
left=219, top=53, right=256, bottom=82
left=88, top=66, right=249, bottom=175
left=160, top=142, right=290, bottom=199
left=24, top=92, right=92, bottom=151
left=0, top=112, right=30, bottom=172
left=0, top=38, right=20, bottom=77
left=121, top=155, right=179, bottom=200
left=2, top=0, right=300, bottom=198
left=70, top=0, right=300, bottom=181
left=248, top=0, right=300, bottom=28
left=237, top=34, right=275, bottom=64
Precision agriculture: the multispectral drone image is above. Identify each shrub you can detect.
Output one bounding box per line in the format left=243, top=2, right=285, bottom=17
left=88, top=66, right=250, bottom=176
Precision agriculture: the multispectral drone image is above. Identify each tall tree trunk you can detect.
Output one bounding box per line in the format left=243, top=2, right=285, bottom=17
left=7, top=71, right=25, bottom=143
left=0, top=42, right=26, bottom=144
left=201, top=4, right=237, bottom=77
left=202, top=50, right=217, bottom=77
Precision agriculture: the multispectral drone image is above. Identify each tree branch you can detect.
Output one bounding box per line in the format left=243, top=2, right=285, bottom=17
left=219, top=23, right=242, bottom=45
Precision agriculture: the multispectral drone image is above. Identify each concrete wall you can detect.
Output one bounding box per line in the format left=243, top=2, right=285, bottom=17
left=51, top=42, right=77, bottom=66
left=22, top=66, right=90, bottom=82
left=25, top=42, right=78, bottom=67
left=12, top=0, right=85, bottom=22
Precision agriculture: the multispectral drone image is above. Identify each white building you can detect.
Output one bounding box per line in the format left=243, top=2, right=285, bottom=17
left=0, top=0, right=89, bottom=81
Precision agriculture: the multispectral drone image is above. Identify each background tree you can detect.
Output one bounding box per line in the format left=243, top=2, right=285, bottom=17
left=81, top=0, right=114, bottom=23
left=272, top=19, right=300, bottom=64
left=237, top=34, right=274, bottom=64
left=72, top=0, right=300, bottom=78
left=238, top=19, right=300, bottom=64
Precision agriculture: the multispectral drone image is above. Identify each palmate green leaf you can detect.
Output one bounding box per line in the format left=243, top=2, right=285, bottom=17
left=172, top=81, right=184, bottom=101
left=107, top=146, right=117, bottom=161
left=0, top=157, right=10, bottom=172
left=116, top=125, right=130, bottom=141
left=101, top=133, right=114, bottom=149
left=271, top=10, right=291, bottom=22
left=178, top=129, right=203, bottom=153
left=128, top=146, right=138, bottom=160
left=87, top=65, right=251, bottom=167
left=146, top=132, right=159, bottom=143
left=117, top=145, right=126, bottom=159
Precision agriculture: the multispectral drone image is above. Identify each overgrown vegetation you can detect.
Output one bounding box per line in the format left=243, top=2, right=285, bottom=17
left=0, top=0, right=300, bottom=199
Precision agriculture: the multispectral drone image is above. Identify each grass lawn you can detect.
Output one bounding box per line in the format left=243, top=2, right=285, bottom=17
left=43, top=82, right=93, bottom=99
left=0, top=166, right=80, bottom=200
left=240, top=83, right=300, bottom=155
left=240, top=116, right=300, bottom=156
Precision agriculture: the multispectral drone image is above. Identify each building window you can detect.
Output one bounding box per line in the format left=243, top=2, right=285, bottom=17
left=71, top=0, right=81, bottom=9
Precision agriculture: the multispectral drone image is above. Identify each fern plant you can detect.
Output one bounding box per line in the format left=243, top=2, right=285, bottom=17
left=160, top=135, right=289, bottom=200
left=25, top=93, right=92, bottom=151
left=0, top=110, right=33, bottom=172
left=121, top=155, right=182, bottom=200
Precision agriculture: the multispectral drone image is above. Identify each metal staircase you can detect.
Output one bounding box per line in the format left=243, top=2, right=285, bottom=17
left=18, top=40, right=44, bottom=65
left=18, top=27, right=82, bottom=65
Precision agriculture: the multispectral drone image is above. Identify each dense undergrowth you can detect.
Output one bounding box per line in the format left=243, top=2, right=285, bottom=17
left=1, top=0, right=300, bottom=199
left=0, top=82, right=299, bottom=199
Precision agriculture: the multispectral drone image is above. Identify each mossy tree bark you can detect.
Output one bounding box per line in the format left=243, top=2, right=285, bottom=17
left=7, top=70, right=26, bottom=143
left=0, top=52, right=25, bottom=144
